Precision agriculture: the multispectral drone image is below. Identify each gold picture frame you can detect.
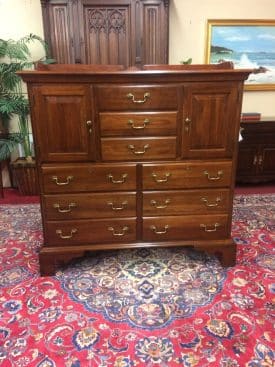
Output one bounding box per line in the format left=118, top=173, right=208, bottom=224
left=205, top=19, right=275, bottom=91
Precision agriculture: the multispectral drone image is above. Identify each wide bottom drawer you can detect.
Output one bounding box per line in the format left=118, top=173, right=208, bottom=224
left=45, top=218, right=136, bottom=246
left=143, top=214, right=230, bottom=241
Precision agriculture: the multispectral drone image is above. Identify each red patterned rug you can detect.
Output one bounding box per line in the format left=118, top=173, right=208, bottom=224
left=0, top=194, right=274, bottom=367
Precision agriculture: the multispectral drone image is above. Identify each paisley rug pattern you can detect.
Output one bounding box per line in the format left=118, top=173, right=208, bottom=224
left=0, top=194, right=274, bottom=367
left=57, top=248, right=226, bottom=329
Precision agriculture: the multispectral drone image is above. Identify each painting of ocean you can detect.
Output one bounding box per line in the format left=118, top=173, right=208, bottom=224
left=211, top=51, right=275, bottom=84
left=208, top=23, right=275, bottom=85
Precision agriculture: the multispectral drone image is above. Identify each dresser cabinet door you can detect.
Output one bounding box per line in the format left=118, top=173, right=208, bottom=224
left=236, top=144, right=258, bottom=177
left=182, top=83, right=240, bottom=159
left=32, top=85, right=95, bottom=162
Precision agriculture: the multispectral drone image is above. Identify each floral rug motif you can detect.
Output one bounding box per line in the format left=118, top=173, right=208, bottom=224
left=57, top=248, right=225, bottom=329
left=0, top=194, right=274, bottom=367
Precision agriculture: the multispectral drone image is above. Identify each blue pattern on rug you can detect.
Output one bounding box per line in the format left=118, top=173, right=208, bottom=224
left=56, top=247, right=226, bottom=329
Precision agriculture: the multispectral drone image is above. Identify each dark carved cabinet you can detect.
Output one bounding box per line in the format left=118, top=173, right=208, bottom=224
left=236, top=120, right=275, bottom=183
left=40, top=0, right=169, bottom=66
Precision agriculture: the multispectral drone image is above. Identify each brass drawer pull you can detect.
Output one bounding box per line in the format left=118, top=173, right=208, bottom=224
left=200, top=223, right=220, bottom=232
left=204, top=170, right=223, bottom=181
left=107, top=173, right=128, bottom=184
left=53, top=202, right=77, bottom=213
left=107, top=201, right=128, bottom=211
left=52, top=175, right=74, bottom=186
left=126, top=92, right=150, bottom=104
left=128, top=144, right=149, bottom=155
left=150, top=225, right=169, bottom=234
left=151, top=172, right=171, bottom=183
left=56, top=228, right=77, bottom=239
left=108, top=226, right=129, bottom=236
left=201, top=197, right=221, bottom=207
left=253, top=155, right=258, bottom=165
left=128, top=118, right=150, bottom=129
left=150, top=199, right=171, bottom=209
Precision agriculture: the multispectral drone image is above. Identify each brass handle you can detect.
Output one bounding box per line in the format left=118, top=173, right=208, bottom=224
left=253, top=155, right=258, bottom=165
left=126, top=92, right=150, bottom=104
left=56, top=228, right=77, bottom=239
left=204, top=170, right=223, bottom=181
left=128, top=118, right=150, bottom=130
left=200, top=223, right=220, bottom=232
left=201, top=197, right=221, bottom=207
left=107, top=201, right=128, bottom=211
left=108, top=226, right=129, bottom=236
left=86, top=120, right=93, bottom=134
left=152, top=172, right=171, bottom=183
left=150, top=225, right=169, bottom=234
left=127, top=144, right=149, bottom=155
left=258, top=155, right=263, bottom=165
left=184, top=117, right=192, bottom=131
left=150, top=199, right=171, bottom=209
left=52, top=175, right=74, bottom=186
left=53, top=202, right=77, bottom=213
left=107, top=173, right=128, bottom=184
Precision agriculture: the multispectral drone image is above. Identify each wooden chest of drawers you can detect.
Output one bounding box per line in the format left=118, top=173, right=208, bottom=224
left=19, top=64, right=250, bottom=275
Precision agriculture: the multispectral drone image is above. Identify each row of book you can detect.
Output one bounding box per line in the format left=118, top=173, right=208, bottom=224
left=241, top=112, right=261, bottom=122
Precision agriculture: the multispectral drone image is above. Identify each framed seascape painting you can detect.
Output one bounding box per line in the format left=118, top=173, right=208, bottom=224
left=205, top=19, right=275, bottom=90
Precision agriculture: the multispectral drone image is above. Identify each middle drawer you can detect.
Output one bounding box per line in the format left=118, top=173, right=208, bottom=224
left=100, top=112, right=177, bottom=136
left=143, top=189, right=231, bottom=216
left=43, top=192, right=136, bottom=220
left=41, top=163, right=137, bottom=193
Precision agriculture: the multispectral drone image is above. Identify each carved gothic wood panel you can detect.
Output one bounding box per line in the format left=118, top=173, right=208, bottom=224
left=80, top=5, right=131, bottom=65
left=40, top=0, right=169, bottom=66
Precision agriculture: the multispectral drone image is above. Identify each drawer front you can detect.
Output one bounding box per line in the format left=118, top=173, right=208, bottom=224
left=142, top=161, right=232, bottom=189
left=101, top=137, right=177, bottom=161
left=100, top=112, right=177, bottom=136
left=96, top=85, right=178, bottom=110
left=143, top=214, right=230, bottom=241
left=45, top=218, right=137, bottom=246
left=41, top=164, right=136, bottom=193
left=143, top=189, right=231, bottom=216
left=43, top=192, right=136, bottom=220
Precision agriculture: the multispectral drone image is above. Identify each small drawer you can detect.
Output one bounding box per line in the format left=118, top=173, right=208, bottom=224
left=41, top=163, right=136, bottom=193
left=96, top=85, right=178, bottom=111
left=43, top=192, right=136, bottom=220
left=100, top=112, right=177, bottom=136
left=142, top=161, right=232, bottom=189
left=45, top=218, right=137, bottom=246
left=143, top=189, right=231, bottom=216
left=101, top=137, right=177, bottom=161
left=142, top=214, right=230, bottom=241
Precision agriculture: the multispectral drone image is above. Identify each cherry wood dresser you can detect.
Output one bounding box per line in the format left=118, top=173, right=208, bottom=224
left=19, top=64, right=251, bottom=275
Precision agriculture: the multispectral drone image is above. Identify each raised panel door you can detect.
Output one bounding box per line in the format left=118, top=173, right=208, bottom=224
left=41, top=0, right=79, bottom=63
left=182, top=83, right=239, bottom=159
left=236, top=144, right=258, bottom=177
left=140, top=0, right=169, bottom=65
left=260, top=145, right=275, bottom=176
left=32, top=85, right=95, bottom=162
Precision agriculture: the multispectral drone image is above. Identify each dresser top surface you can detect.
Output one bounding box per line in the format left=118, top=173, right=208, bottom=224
left=18, top=63, right=252, bottom=83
